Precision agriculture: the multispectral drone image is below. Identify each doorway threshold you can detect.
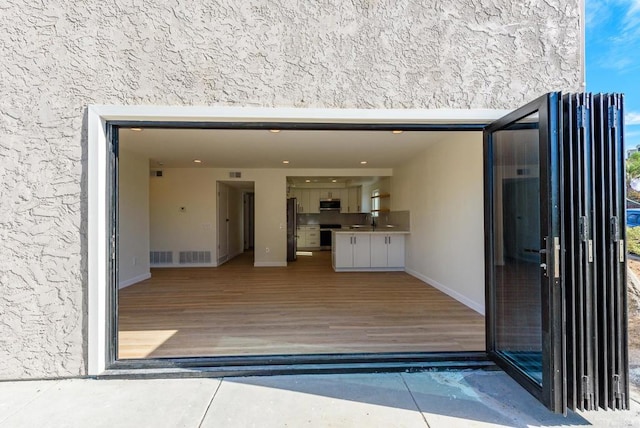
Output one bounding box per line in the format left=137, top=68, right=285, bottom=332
left=100, top=352, right=496, bottom=379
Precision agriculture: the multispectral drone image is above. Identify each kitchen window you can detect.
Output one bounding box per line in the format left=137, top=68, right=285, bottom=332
left=371, top=189, right=380, bottom=217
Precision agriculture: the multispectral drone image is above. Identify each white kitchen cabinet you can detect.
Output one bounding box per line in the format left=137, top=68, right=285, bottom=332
left=339, top=188, right=350, bottom=213
left=319, top=189, right=341, bottom=199
left=333, top=232, right=406, bottom=271
left=307, top=189, right=320, bottom=213
left=370, top=234, right=405, bottom=268
left=292, top=189, right=306, bottom=213
left=293, top=189, right=319, bottom=214
left=347, top=187, right=362, bottom=213
left=305, top=228, right=320, bottom=248
left=298, top=226, right=320, bottom=249
left=333, top=233, right=370, bottom=268
left=297, top=228, right=307, bottom=247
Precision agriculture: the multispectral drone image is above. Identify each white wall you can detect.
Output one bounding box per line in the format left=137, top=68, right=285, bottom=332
left=392, top=133, right=485, bottom=314
left=149, top=167, right=392, bottom=267
left=118, top=149, right=150, bottom=288
left=149, top=169, right=217, bottom=265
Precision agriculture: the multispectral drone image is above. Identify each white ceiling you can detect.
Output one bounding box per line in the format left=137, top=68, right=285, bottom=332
left=119, top=128, right=473, bottom=169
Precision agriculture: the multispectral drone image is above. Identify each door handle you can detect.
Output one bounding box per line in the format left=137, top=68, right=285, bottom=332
left=539, top=244, right=548, bottom=274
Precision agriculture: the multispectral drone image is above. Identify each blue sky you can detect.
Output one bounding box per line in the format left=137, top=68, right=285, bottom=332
left=586, top=0, right=640, bottom=150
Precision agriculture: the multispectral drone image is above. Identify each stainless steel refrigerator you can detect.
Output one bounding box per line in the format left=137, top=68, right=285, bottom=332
left=286, top=198, right=297, bottom=261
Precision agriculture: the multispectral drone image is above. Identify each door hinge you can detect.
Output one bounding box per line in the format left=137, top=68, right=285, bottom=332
left=553, top=236, right=560, bottom=279
left=608, top=106, right=618, bottom=129
left=610, top=217, right=620, bottom=242
left=577, top=106, right=587, bottom=128
left=613, top=374, right=623, bottom=400
left=620, top=240, right=625, bottom=263
left=582, top=376, right=594, bottom=408
left=579, top=216, right=588, bottom=241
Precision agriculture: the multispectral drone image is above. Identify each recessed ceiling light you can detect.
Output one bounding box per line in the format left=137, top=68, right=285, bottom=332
left=193, top=159, right=202, bottom=164
left=130, top=128, right=143, bottom=132
left=392, top=130, right=404, bottom=134
left=270, top=129, right=280, bottom=133
left=331, top=179, right=337, bottom=183
left=305, top=179, right=311, bottom=183
left=282, top=160, right=290, bottom=164
left=360, top=161, right=368, bottom=165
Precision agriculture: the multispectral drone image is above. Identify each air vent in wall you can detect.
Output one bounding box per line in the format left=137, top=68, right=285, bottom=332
left=179, top=251, right=212, bottom=264
left=150, top=170, right=163, bottom=177
left=150, top=251, right=172, bottom=264
left=229, top=171, right=241, bottom=178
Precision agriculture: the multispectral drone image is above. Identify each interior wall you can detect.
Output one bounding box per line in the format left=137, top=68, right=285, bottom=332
left=149, top=168, right=217, bottom=266
left=148, top=167, right=391, bottom=267
left=392, top=133, right=485, bottom=314
left=117, top=149, right=150, bottom=288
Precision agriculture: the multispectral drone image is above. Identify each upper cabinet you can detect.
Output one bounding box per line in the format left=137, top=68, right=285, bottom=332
left=319, top=189, right=341, bottom=199
left=307, top=189, right=320, bottom=213
left=291, top=186, right=365, bottom=214
left=347, top=187, right=362, bottom=213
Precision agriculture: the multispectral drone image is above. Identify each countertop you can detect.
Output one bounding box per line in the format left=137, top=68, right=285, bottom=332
left=332, top=229, right=410, bottom=234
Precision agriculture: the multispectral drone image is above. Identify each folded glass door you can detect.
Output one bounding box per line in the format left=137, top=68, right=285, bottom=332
left=484, top=92, right=566, bottom=413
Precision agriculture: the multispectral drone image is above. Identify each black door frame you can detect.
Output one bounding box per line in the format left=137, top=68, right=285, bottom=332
left=105, top=120, right=492, bottom=376
left=483, top=92, right=566, bottom=413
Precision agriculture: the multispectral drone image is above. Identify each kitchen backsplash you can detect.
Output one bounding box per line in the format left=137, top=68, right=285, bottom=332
left=298, top=212, right=368, bottom=226
left=376, top=210, right=410, bottom=231
left=298, top=210, right=410, bottom=231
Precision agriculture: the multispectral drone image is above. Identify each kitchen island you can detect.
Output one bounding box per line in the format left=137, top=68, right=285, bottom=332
left=332, top=230, right=409, bottom=272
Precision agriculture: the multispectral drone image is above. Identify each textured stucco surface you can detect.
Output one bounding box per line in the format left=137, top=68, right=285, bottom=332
left=0, top=0, right=582, bottom=379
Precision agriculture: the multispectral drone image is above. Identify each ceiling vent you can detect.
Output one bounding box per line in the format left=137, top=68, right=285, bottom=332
left=229, top=171, right=241, bottom=178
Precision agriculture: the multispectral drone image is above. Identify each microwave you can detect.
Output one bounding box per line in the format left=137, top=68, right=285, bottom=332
left=319, top=199, right=341, bottom=211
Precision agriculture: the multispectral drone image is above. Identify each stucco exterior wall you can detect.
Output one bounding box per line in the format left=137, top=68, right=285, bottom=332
left=0, top=0, right=582, bottom=379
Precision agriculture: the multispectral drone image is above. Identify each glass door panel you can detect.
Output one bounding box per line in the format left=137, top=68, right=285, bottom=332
left=492, top=114, right=543, bottom=384
left=484, top=92, right=565, bottom=413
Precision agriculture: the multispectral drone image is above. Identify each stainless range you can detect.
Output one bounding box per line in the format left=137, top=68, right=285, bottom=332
left=319, top=224, right=341, bottom=250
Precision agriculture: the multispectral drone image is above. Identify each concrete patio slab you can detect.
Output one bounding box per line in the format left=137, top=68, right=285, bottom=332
left=201, top=373, right=428, bottom=428
left=0, top=380, right=60, bottom=425
left=0, top=371, right=638, bottom=428
left=401, top=371, right=640, bottom=428
left=0, top=378, right=221, bottom=428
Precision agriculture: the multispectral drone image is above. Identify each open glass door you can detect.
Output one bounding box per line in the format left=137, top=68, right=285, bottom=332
left=484, top=92, right=566, bottom=413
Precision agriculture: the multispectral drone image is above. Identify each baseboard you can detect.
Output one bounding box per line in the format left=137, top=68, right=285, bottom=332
left=119, top=272, right=151, bottom=289
left=405, top=268, right=485, bottom=315
left=254, top=261, right=287, bottom=267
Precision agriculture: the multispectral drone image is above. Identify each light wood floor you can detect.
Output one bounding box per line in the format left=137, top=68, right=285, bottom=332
left=118, top=251, right=485, bottom=359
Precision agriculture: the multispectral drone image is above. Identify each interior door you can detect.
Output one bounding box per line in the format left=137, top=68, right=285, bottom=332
left=484, top=92, right=566, bottom=413
left=217, top=183, right=229, bottom=263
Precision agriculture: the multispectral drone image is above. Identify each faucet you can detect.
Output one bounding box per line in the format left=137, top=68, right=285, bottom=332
left=371, top=216, right=376, bottom=231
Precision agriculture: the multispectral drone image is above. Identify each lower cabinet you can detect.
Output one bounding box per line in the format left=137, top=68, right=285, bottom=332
left=334, top=233, right=370, bottom=268
left=370, top=234, right=405, bottom=268
left=298, top=227, right=320, bottom=249
left=333, top=233, right=405, bottom=271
